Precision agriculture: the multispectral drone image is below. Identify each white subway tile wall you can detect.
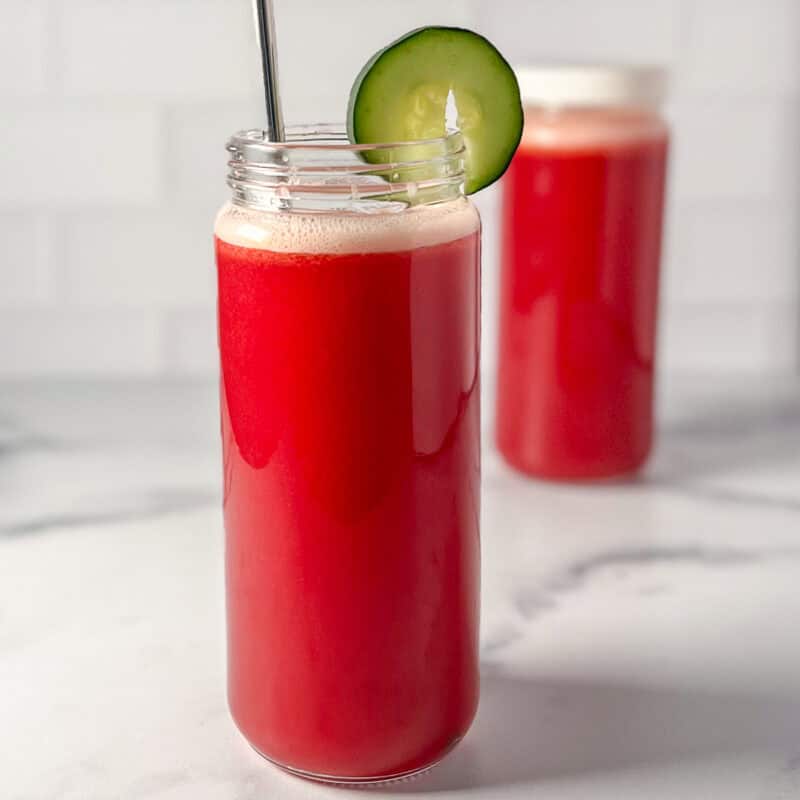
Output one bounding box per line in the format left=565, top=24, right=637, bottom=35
left=685, top=0, right=800, bottom=96
left=477, top=0, right=682, bottom=67
left=0, top=108, right=162, bottom=207
left=61, top=0, right=261, bottom=100
left=1, top=0, right=798, bottom=376
left=64, top=214, right=216, bottom=307
left=0, top=215, right=54, bottom=306
left=669, top=100, right=791, bottom=200
left=0, top=2, right=48, bottom=96
left=0, top=310, right=161, bottom=376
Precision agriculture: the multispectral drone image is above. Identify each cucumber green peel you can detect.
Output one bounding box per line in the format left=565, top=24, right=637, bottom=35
left=347, top=27, right=523, bottom=195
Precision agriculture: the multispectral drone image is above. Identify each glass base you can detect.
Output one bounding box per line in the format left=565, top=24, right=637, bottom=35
left=498, top=444, right=650, bottom=483
left=251, top=738, right=461, bottom=787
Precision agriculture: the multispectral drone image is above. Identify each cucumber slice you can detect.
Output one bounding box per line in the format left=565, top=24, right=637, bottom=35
left=347, top=26, right=523, bottom=194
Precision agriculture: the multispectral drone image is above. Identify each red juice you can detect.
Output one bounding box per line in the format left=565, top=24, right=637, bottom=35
left=496, top=107, right=668, bottom=479
left=215, top=204, right=480, bottom=780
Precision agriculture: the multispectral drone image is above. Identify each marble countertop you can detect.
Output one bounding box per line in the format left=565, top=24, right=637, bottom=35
left=3, top=376, right=800, bottom=800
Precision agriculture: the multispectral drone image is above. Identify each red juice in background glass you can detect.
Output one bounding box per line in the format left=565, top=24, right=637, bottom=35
left=215, top=129, right=481, bottom=783
left=496, top=66, right=669, bottom=480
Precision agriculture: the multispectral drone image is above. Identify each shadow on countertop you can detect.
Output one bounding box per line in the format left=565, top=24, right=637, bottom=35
left=388, top=671, right=800, bottom=794
left=651, top=383, right=800, bottom=481
left=639, top=383, right=800, bottom=514
left=483, top=378, right=800, bottom=495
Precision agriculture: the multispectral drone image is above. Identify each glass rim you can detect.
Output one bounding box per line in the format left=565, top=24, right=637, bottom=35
left=225, top=124, right=468, bottom=213
left=227, top=123, right=465, bottom=155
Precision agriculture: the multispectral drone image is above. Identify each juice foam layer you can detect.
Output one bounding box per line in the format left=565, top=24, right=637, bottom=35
left=521, top=108, right=668, bottom=152
left=215, top=198, right=480, bottom=255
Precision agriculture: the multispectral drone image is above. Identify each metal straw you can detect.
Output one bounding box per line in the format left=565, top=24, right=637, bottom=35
left=254, top=0, right=285, bottom=142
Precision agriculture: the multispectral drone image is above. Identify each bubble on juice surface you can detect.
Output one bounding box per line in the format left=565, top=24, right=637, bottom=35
left=215, top=196, right=480, bottom=255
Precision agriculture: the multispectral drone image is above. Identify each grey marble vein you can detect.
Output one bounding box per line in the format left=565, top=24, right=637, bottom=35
left=480, top=545, right=800, bottom=661
left=553, top=545, right=764, bottom=585
left=786, top=754, right=800, bottom=773
left=0, top=429, right=61, bottom=455
left=655, top=480, right=800, bottom=514
left=515, top=545, right=800, bottom=619
left=4, top=377, right=800, bottom=800
left=481, top=624, right=529, bottom=657
left=0, top=488, right=219, bottom=538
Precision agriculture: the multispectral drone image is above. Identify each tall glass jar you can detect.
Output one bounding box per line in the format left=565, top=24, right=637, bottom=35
left=215, top=126, right=481, bottom=784
left=496, top=65, right=669, bottom=480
